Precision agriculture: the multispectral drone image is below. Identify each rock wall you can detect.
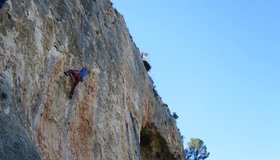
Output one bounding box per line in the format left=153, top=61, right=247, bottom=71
left=0, top=0, right=184, bottom=159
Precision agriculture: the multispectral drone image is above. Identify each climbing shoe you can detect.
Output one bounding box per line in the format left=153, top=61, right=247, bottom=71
left=64, top=71, right=69, bottom=76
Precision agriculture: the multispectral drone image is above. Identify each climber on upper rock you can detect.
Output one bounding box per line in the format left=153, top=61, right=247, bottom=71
left=64, top=66, right=89, bottom=99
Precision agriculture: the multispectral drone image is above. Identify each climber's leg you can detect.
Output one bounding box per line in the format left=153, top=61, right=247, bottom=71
left=69, top=80, right=79, bottom=99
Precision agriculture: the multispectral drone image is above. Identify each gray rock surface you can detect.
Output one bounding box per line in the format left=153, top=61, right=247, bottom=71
left=0, top=0, right=184, bottom=159
left=0, top=113, right=41, bottom=160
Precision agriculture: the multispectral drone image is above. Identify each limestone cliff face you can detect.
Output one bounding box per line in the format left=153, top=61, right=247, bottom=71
left=0, top=0, right=184, bottom=159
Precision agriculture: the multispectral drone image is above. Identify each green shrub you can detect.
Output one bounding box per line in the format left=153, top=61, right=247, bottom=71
left=143, top=60, right=151, bottom=71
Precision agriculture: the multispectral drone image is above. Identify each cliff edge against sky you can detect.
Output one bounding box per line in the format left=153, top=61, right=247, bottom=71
left=0, top=0, right=184, bottom=159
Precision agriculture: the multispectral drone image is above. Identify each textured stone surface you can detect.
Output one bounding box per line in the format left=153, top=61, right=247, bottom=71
left=0, top=113, right=41, bottom=160
left=0, top=0, right=184, bottom=159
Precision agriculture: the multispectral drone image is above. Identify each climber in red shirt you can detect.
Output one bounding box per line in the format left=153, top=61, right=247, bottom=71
left=64, top=66, right=88, bottom=99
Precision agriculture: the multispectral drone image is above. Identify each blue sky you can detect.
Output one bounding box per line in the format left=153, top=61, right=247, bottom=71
left=111, top=1, right=280, bottom=159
